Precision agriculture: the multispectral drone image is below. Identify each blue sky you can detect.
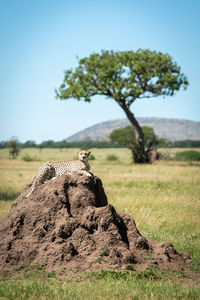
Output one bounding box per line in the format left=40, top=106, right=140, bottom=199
left=1, top=0, right=200, bottom=143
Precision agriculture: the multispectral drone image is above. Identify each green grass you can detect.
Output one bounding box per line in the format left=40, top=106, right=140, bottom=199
left=0, top=266, right=199, bottom=300
left=0, top=148, right=200, bottom=299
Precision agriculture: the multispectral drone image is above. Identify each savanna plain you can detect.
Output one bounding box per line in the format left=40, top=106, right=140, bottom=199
left=0, top=148, right=200, bottom=299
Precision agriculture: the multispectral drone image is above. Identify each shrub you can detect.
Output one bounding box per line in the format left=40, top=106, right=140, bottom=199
left=88, top=154, right=95, bottom=160
left=106, top=154, right=118, bottom=161
left=22, top=154, right=40, bottom=162
left=175, top=151, right=200, bottom=161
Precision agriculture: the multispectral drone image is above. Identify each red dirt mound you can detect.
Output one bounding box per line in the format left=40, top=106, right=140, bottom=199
left=0, top=174, right=192, bottom=272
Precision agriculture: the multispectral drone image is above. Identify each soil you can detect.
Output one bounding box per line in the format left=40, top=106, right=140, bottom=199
left=0, top=174, right=199, bottom=282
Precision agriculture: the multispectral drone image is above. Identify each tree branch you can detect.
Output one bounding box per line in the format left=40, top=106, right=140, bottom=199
left=126, top=96, right=137, bottom=108
left=137, top=94, right=160, bottom=99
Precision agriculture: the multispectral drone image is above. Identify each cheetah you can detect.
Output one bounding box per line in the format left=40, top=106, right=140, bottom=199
left=26, top=150, right=92, bottom=198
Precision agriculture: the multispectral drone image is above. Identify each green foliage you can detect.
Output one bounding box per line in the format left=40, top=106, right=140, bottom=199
left=109, top=126, right=135, bottom=147
left=170, top=140, right=200, bottom=148
left=38, top=140, right=55, bottom=148
left=106, top=154, right=119, bottom=161
left=109, top=126, right=161, bottom=162
left=95, top=257, right=103, bottom=263
left=22, top=153, right=40, bottom=162
left=88, top=154, right=95, bottom=160
left=175, top=150, right=200, bottom=161
left=56, top=49, right=188, bottom=103
left=8, top=138, right=20, bottom=159
left=142, top=126, right=159, bottom=149
left=1, top=139, right=200, bottom=149
left=109, top=126, right=159, bottom=150
left=158, top=138, right=170, bottom=147
left=99, top=246, right=110, bottom=257
left=51, top=141, right=69, bottom=148
left=66, top=140, right=121, bottom=149
left=23, top=140, right=37, bottom=148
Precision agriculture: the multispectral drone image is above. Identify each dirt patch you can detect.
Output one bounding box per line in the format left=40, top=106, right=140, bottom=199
left=0, top=174, right=198, bottom=277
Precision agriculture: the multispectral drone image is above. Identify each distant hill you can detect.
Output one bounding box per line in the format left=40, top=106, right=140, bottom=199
left=66, top=118, right=200, bottom=142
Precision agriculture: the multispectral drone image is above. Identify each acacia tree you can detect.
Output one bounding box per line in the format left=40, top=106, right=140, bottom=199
left=109, top=126, right=160, bottom=162
left=56, top=49, right=188, bottom=163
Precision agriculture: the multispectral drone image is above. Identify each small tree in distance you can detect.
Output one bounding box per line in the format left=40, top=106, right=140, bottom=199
left=56, top=49, right=188, bottom=163
left=8, top=138, right=20, bottom=159
left=109, top=126, right=160, bottom=162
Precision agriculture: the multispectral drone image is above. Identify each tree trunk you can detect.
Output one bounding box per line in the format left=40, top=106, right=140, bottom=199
left=119, top=103, right=149, bottom=163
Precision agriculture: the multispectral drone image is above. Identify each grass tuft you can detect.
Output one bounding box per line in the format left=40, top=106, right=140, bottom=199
left=82, top=267, right=161, bottom=281
left=21, top=153, right=40, bottom=162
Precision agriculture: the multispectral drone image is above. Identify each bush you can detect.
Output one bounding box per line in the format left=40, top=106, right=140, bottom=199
left=106, top=154, right=118, bottom=161
left=22, top=154, right=40, bottom=162
left=88, top=154, right=95, bottom=160
left=175, top=151, right=200, bottom=161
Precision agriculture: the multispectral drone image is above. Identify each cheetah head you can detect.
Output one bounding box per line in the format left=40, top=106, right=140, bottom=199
left=78, top=150, right=91, bottom=161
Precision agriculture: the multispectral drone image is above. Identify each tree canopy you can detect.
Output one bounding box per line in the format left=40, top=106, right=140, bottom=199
left=56, top=49, right=188, bottom=163
left=56, top=49, right=188, bottom=104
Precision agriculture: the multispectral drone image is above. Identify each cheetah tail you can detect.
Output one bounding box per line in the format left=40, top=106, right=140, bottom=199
left=26, top=177, right=38, bottom=198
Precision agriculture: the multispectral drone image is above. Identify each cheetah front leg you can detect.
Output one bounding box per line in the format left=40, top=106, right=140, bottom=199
left=78, top=170, right=93, bottom=177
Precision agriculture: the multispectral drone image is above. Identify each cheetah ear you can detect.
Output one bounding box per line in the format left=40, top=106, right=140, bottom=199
left=87, top=151, right=91, bottom=156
